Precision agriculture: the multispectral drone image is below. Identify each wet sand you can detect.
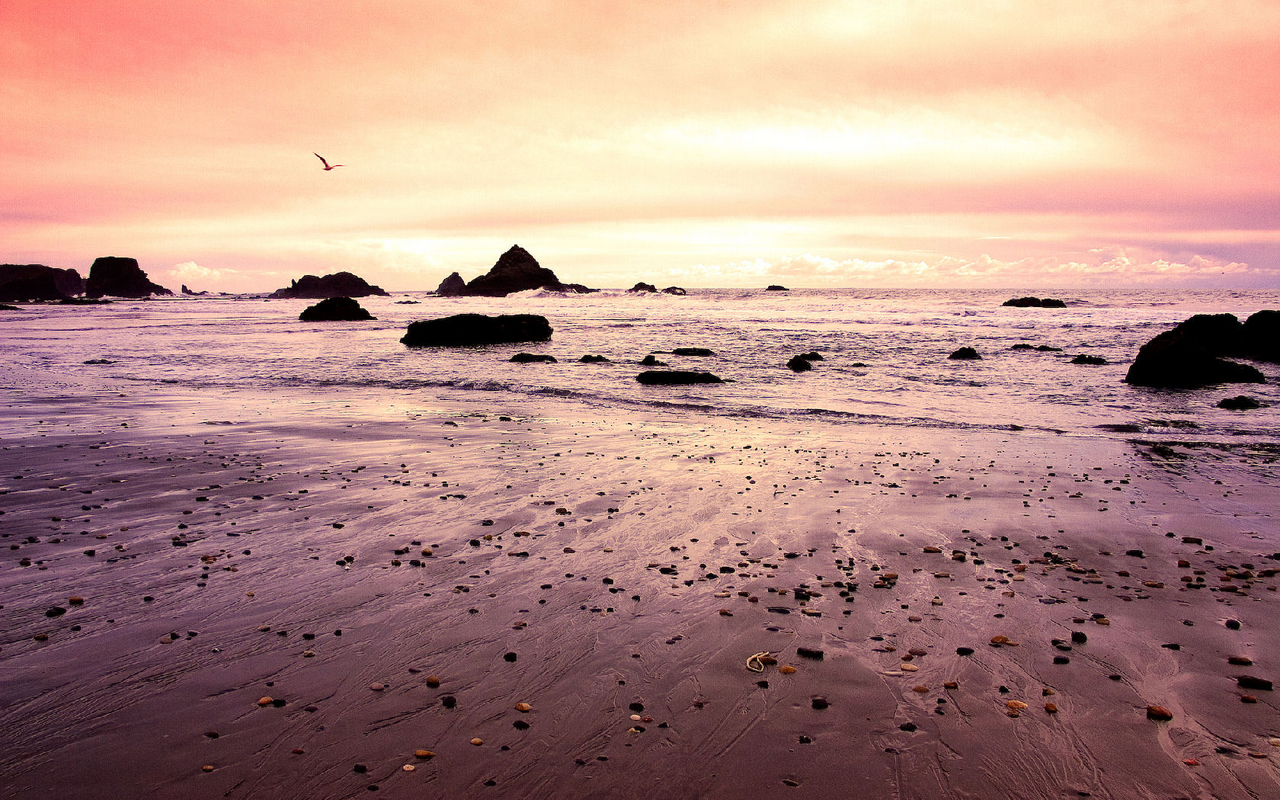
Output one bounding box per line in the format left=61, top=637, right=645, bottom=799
left=1, top=384, right=1279, bottom=799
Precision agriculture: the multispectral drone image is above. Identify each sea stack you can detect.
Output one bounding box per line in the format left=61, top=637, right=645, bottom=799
left=85, top=257, right=172, bottom=298
left=269, top=272, right=388, bottom=299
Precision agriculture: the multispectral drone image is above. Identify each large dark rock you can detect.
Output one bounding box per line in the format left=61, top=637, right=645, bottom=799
left=1125, top=314, right=1265, bottom=388
left=0, top=264, right=84, bottom=301
left=401, top=313, right=552, bottom=347
left=464, top=246, right=584, bottom=296
left=662, top=286, right=687, bottom=296
left=628, top=282, right=658, bottom=293
left=85, top=257, right=171, bottom=298
left=640, top=354, right=668, bottom=367
left=787, top=355, right=814, bottom=372
left=578, top=354, right=610, bottom=363
left=766, top=285, right=789, bottom=291
left=1003, top=296, right=1066, bottom=308
left=636, top=370, right=724, bottom=385
left=436, top=272, right=467, bottom=297
left=672, top=347, right=714, bottom=356
left=1243, top=310, right=1280, bottom=362
left=948, top=347, right=982, bottom=360
left=270, top=272, right=387, bottom=299
left=299, top=296, right=376, bottom=321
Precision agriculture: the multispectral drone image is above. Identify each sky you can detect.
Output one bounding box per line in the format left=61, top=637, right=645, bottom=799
left=3, top=0, right=1280, bottom=292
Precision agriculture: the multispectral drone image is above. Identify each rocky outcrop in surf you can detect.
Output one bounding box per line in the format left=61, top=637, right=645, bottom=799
left=636, top=370, right=724, bottom=385
left=0, top=264, right=84, bottom=301
left=1003, top=296, right=1066, bottom=308
left=1125, top=313, right=1270, bottom=388
left=299, top=297, right=376, bottom=321
left=401, top=313, right=552, bottom=347
left=442, top=246, right=595, bottom=297
left=85, top=257, right=172, bottom=298
left=269, top=272, right=387, bottom=299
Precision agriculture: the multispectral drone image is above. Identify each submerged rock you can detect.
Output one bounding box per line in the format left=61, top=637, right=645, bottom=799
left=299, top=296, right=376, bottom=321
left=662, top=286, right=686, bottom=295
left=948, top=347, right=982, bottom=360
left=401, top=313, right=552, bottom=347
left=640, top=354, right=668, bottom=367
left=1071, top=354, right=1108, bottom=365
left=270, top=272, right=387, bottom=299
left=672, top=347, right=714, bottom=356
left=510, top=353, right=557, bottom=363
left=85, top=257, right=172, bottom=298
left=578, top=354, right=610, bottom=363
left=636, top=371, right=723, bottom=385
left=787, top=355, right=814, bottom=372
left=1218, top=395, right=1263, bottom=410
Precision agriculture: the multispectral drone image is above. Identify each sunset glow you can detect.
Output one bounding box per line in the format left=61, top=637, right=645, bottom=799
left=3, top=0, right=1278, bottom=291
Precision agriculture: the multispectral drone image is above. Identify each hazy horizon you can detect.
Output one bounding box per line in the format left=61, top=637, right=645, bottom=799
left=4, top=1, right=1279, bottom=293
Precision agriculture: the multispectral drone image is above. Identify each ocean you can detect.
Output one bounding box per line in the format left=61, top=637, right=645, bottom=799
left=4, top=287, right=1279, bottom=445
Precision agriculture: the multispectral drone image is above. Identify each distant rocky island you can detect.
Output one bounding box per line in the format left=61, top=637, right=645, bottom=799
left=270, top=271, right=387, bottom=299
left=2, top=257, right=173, bottom=300
left=435, top=246, right=595, bottom=297
left=1003, top=296, right=1066, bottom=308
left=0, top=264, right=84, bottom=301
left=86, top=257, right=172, bottom=298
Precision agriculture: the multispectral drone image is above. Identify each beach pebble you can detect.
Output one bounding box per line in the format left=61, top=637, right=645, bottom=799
left=257, top=697, right=274, bottom=706
left=471, top=738, right=484, bottom=746
left=779, top=665, right=797, bottom=674
left=797, top=647, right=824, bottom=660
left=1237, top=676, right=1273, bottom=691
left=425, top=675, right=441, bottom=688
left=1006, top=701, right=1028, bottom=711
left=1044, top=702, right=1059, bottom=713
left=1146, top=706, right=1174, bottom=721
left=516, top=702, right=532, bottom=712
left=402, top=765, right=415, bottom=772
left=1228, top=656, right=1253, bottom=666
left=811, top=697, right=829, bottom=710
left=441, top=695, right=457, bottom=708
left=503, top=652, right=518, bottom=662
left=202, top=765, right=215, bottom=773
left=414, top=750, right=435, bottom=759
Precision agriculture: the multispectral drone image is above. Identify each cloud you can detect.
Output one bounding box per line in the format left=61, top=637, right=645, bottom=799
left=677, top=248, right=1264, bottom=287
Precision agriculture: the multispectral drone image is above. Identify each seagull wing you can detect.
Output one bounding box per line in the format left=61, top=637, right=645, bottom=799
left=314, top=153, right=330, bottom=169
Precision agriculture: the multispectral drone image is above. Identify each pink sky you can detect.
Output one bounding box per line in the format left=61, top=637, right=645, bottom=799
left=3, top=0, right=1279, bottom=291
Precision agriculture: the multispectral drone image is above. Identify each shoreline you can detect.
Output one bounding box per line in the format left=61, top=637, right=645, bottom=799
left=1, top=384, right=1278, bottom=799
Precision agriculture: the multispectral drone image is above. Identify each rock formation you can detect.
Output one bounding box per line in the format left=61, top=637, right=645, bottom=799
left=628, top=282, right=658, bottom=293
left=578, top=355, right=610, bottom=363
left=0, top=264, right=84, bottom=301
left=180, top=285, right=209, bottom=296
left=452, top=245, right=594, bottom=296
left=401, top=313, right=552, bottom=347
left=85, top=257, right=172, bottom=298
left=1071, top=354, right=1107, bottom=365
left=1218, top=395, right=1262, bottom=410
left=1125, top=313, right=1267, bottom=388
left=1242, top=310, right=1280, bottom=362
left=672, top=347, right=714, bottom=356
left=662, top=286, right=686, bottom=295
left=436, top=272, right=467, bottom=296
left=510, top=353, right=557, bottom=363
left=948, top=347, right=982, bottom=360
left=269, top=272, right=387, bottom=299
left=787, top=355, right=814, bottom=372
left=299, top=297, right=376, bottom=321
left=636, top=370, right=724, bottom=385
left=766, top=285, right=789, bottom=291
left=1003, top=297, right=1066, bottom=308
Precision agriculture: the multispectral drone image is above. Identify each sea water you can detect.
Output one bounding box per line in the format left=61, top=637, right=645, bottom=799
left=3, top=287, right=1278, bottom=445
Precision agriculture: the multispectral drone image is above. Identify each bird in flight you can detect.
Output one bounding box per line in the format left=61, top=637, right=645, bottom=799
left=314, top=153, right=344, bottom=171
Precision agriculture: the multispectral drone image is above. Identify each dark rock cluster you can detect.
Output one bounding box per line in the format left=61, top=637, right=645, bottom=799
left=1003, top=296, right=1066, bottom=308
left=270, top=272, right=388, bottom=299
left=1125, top=312, right=1275, bottom=388
left=0, top=264, right=85, bottom=301
left=437, top=246, right=595, bottom=297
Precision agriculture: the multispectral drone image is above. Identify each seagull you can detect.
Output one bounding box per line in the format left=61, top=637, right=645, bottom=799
left=314, top=153, right=344, bottom=171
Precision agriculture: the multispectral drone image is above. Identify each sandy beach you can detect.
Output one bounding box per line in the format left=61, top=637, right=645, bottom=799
left=2, top=376, right=1278, bottom=800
